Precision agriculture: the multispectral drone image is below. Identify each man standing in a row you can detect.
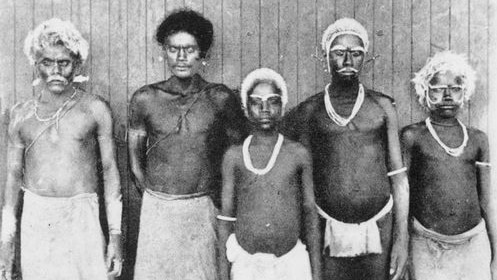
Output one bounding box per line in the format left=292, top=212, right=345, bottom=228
left=283, top=18, right=409, bottom=280
left=0, top=18, right=123, bottom=280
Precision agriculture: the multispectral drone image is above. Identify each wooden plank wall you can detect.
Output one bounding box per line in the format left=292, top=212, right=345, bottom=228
left=0, top=0, right=495, bottom=279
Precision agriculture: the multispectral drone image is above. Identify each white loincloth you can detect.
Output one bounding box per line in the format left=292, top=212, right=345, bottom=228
left=226, top=234, right=313, bottom=280
left=409, top=217, right=491, bottom=280
left=133, top=189, right=218, bottom=280
left=317, top=195, right=393, bottom=257
left=20, top=189, right=109, bottom=280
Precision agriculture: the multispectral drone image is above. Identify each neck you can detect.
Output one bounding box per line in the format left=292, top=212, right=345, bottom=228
left=175, top=75, right=195, bottom=93
left=250, top=129, right=279, bottom=143
left=329, top=78, right=360, bottom=97
left=429, top=115, right=459, bottom=126
left=39, top=86, right=75, bottom=104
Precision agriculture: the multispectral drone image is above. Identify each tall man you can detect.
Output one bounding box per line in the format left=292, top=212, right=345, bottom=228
left=0, top=18, right=122, bottom=280
left=283, top=18, right=409, bottom=280
left=128, top=9, right=246, bottom=280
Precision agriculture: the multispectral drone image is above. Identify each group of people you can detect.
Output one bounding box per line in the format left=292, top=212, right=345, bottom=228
left=0, top=7, right=494, bottom=280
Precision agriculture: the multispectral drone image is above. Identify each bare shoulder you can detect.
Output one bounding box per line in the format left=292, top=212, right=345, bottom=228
left=130, top=84, right=157, bottom=105
left=79, top=93, right=112, bottom=122
left=282, top=137, right=311, bottom=163
left=223, top=144, right=243, bottom=164
left=8, top=100, right=34, bottom=130
left=205, top=83, right=237, bottom=108
left=290, top=92, right=323, bottom=115
left=467, top=126, right=489, bottom=148
left=401, top=122, right=425, bottom=141
left=367, top=89, right=396, bottom=113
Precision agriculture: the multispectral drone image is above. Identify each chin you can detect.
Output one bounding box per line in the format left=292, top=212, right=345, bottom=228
left=172, top=70, right=195, bottom=79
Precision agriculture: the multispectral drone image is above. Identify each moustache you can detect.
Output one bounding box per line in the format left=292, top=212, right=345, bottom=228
left=337, top=68, right=359, bottom=73
left=47, top=76, right=69, bottom=84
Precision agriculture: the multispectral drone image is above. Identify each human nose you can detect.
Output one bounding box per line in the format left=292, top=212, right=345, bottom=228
left=261, top=100, right=270, bottom=113
left=177, top=48, right=187, bottom=61
left=343, top=51, right=352, bottom=66
left=50, top=63, right=62, bottom=75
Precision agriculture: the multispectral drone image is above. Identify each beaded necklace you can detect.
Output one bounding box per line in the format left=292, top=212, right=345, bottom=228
left=324, top=83, right=364, bottom=126
left=425, top=117, right=468, bottom=157
left=242, top=133, right=284, bottom=175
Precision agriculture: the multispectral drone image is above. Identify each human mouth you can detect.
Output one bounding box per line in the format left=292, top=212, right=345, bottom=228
left=337, top=68, right=359, bottom=74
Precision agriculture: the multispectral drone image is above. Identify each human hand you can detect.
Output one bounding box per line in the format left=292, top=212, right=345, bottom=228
left=106, top=234, right=123, bottom=278
left=390, top=237, right=408, bottom=280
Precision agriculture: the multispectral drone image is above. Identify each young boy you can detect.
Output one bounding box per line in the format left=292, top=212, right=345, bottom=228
left=218, top=68, right=322, bottom=280
left=403, top=51, right=497, bottom=280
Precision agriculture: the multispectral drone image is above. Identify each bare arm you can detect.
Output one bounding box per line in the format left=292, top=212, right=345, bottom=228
left=127, top=90, right=149, bottom=192
left=300, top=147, right=322, bottom=280
left=1, top=105, right=26, bottom=279
left=381, top=99, right=409, bottom=280
left=218, top=148, right=237, bottom=280
left=92, top=99, right=123, bottom=277
left=476, top=133, right=497, bottom=279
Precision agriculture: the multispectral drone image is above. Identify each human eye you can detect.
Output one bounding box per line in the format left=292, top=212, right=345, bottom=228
left=451, top=86, right=463, bottom=93
left=58, top=60, right=71, bottom=67
left=268, top=96, right=281, bottom=104
left=333, top=50, right=345, bottom=56
left=40, top=59, right=54, bottom=67
left=351, top=51, right=363, bottom=57
left=166, top=46, right=178, bottom=53
left=186, top=46, right=197, bottom=54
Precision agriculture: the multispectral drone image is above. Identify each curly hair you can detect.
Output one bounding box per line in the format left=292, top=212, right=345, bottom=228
left=412, top=51, right=476, bottom=108
left=155, top=9, right=213, bottom=58
left=24, top=18, right=89, bottom=65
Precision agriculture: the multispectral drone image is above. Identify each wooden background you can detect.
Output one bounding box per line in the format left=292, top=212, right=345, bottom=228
left=0, top=0, right=495, bottom=279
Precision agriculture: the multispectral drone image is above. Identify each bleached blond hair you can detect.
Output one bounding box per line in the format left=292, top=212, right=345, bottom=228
left=412, top=51, right=476, bottom=108
left=240, top=68, right=288, bottom=114
left=24, top=18, right=89, bottom=65
left=321, top=17, right=369, bottom=54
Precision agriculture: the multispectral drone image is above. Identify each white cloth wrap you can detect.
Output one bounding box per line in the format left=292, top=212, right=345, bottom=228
left=226, top=234, right=313, bottom=280
left=106, top=195, right=122, bottom=235
left=409, top=217, right=491, bottom=280
left=20, top=189, right=108, bottom=280
left=317, top=195, right=393, bottom=257
left=1, top=206, right=16, bottom=243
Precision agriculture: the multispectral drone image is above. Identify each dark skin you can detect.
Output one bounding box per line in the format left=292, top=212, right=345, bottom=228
left=402, top=70, right=497, bottom=279
left=283, top=34, right=408, bottom=280
left=218, top=82, right=322, bottom=280
left=0, top=45, right=122, bottom=280
left=128, top=31, right=245, bottom=198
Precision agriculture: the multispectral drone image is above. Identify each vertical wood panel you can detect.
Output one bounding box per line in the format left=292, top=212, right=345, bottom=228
left=411, top=0, right=431, bottom=123
left=15, top=0, right=34, bottom=103
left=336, top=0, right=354, bottom=18
left=34, top=0, right=52, bottom=25
left=90, top=0, right=110, bottom=99
left=260, top=0, right=279, bottom=70
left=469, top=0, right=488, bottom=130
left=0, top=0, right=15, bottom=238
left=241, top=0, right=260, bottom=78
left=297, top=0, right=316, bottom=102
left=372, top=0, right=393, bottom=96
left=185, top=0, right=202, bottom=12
left=450, top=0, right=470, bottom=124
left=52, top=0, right=72, bottom=20
left=204, top=0, right=223, bottom=83
left=488, top=0, right=497, bottom=195
left=279, top=0, right=298, bottom=108
left=221, top=0, right=241, bottom=88
left=315, top=0, right=335, bottom=93
left=146, top=0, right=165, bottom=84
left=392, top=0, right=412, bottom=128
left=355, top=0, right=374, bottom=89
left=430, top=0, right=450, bottom=54
left=71, top=0, right=91, bottom=93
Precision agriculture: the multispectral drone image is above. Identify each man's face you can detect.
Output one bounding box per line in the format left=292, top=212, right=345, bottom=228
left=35, top=45, right=78, bottom=94
left=327, top=34, right=365, bottom=82
left=427, top=70, right=465, bottom=119
left=247, top=82, right=283, bottom=131
left=165, top=31, right=201, bottom=79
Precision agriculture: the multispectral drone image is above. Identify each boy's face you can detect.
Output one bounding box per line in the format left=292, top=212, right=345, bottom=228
left=35, top=45, right=79, bottom=94
left=427, top=70, right=465, bottom=119
left=164, top=31, right=201, bottom=79
left=247, top=82, right=283, bottom=131
left=327, top=34, right=365, bottom=82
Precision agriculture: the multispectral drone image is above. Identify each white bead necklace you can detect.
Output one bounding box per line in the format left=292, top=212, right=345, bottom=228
left=425, top=117, right=468, bottom=157
left=324, top=83, right=365, bottom=126
left=34, top=89, right=78, bottom=122
left=242, top=133, right=284, bottom=175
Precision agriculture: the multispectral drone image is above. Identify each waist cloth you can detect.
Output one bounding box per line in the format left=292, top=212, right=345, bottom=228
left=226, top=234, right=312, bottom=280
left=133, top=189, right=218, bottom=280
left=317, top=195, right=393, bottom=257
left=20, top=188, right=108, bottom=280
left=409, top=217, right=491, bottom=280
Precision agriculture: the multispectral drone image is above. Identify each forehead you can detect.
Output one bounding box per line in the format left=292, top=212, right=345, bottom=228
left=330, top=34, right=364, bottom=49
left=429, top=70, right=464, bottom=85
left=166, top=31, right=198, bottom=46
left=36, top=45, right=74, bottom=60
left=250, top=82, right=281, bottom=97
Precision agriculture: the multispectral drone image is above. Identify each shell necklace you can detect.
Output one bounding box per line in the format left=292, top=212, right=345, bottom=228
left=324, top=83, right=365, bottom=126
left=243, top=133, right=284, bottom=175
left=34, top=89, right=78, bottom=129
left=425, top=117, right=468, bottom=157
